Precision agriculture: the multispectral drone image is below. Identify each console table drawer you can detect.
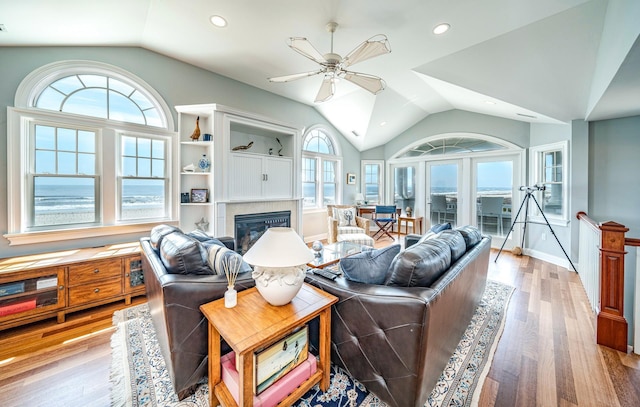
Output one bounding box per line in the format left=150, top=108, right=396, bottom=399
left=68, top=260, right=122, bottom=285
left=68, top=278, right=122, bottom=306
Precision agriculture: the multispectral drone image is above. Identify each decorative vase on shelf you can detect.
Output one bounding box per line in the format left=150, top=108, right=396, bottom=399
left=198, top=154, right=210, bottom=172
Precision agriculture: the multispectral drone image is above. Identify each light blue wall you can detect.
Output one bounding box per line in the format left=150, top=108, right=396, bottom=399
left=590, top=115, right=640, bottom=345
left=0, top=46, right=358, bottom=257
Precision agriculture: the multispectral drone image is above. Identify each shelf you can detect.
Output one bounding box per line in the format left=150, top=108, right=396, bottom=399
left=181, top=203, right=213, bottom=206
left=181, top=141, right=213, bottom=146
left=181, top=172, right=211, bottom=175
left=0, top=286, right=58, bottom=303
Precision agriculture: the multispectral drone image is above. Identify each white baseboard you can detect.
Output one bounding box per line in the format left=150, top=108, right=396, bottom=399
left=522, top=248, right=575, bottom=271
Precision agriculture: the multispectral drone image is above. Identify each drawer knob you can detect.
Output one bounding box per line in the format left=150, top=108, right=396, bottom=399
left=93, top=269, right=100, bottom=273
left=94, top=288, right=100, bottom=293
left=59, top=285, right=64, bottom=290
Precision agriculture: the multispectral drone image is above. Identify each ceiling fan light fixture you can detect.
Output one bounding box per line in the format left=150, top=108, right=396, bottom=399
left=433, top=23, right=450, bottom=35
left=210, top=15, right=227, bottom=28
left=269, top=21, right=391, bottom=102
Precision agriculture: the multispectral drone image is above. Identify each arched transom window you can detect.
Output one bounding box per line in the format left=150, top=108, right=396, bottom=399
left=35, top=74, right=164, bottom=127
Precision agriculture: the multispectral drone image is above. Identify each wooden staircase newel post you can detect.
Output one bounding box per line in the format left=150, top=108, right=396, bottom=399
left=597, top=221, right=628, bottom=352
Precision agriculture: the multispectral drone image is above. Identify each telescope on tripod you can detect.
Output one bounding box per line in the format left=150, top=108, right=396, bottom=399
left=494, top=184, right=577, bottom=272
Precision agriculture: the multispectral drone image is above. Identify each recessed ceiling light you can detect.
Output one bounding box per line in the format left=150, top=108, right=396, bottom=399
left=517, top=113, right=537, bottom=119
left=433, top=23, right=450, bottom=35
left=210, top=15, right=227, bottom=28
left=380, top=121, right=387, bottom=127
left=485, top=100, right=496, bottom=105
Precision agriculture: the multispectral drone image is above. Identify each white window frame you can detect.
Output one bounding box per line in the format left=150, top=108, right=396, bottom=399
left=360, top=160, right=384, bottom=204
left=117, top=132, right=171, bottom=222
left=5, top=61, right=177, bottom=245
left=301, top=126, right=342, bottom=210
left=529, top=140, right=569, bottom=225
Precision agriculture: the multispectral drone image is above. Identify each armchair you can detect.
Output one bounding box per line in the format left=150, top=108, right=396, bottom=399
left=326, top=204, right=374, bottom=246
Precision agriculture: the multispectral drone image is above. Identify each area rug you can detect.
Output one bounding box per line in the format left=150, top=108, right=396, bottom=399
left=110, top=280, right=513, bottom=407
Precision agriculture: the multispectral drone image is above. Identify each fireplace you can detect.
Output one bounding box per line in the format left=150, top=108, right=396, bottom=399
left=234, top=211, right=291, bottom=254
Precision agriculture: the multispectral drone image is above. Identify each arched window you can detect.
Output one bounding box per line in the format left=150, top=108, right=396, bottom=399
left=7, top=61, right=176, bottom=245
left=302, top=128, right=341, bottom=208
left=36, top=74, right=164, bottom=126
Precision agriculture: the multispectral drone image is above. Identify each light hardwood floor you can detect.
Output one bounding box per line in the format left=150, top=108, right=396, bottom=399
left=0, top=236, right=638, bottom=406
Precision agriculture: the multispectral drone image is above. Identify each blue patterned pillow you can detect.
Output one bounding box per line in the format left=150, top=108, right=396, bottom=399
left=339, top=244, right=401, bottom=284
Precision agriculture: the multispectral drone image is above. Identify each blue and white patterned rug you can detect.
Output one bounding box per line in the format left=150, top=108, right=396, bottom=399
left=110, top=280, right=513, bottom=407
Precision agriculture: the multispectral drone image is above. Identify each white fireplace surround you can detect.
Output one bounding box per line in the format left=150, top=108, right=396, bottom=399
left=215, top=200, right=302, bottom=239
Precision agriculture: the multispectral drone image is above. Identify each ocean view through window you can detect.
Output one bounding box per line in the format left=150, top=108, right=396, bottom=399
left=7, top=60, right=175, bottom=243
left=35, top=181, right=165, bottom=226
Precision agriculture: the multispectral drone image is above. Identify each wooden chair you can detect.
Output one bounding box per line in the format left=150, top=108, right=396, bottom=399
left=372, top=205, right=398, bottom=240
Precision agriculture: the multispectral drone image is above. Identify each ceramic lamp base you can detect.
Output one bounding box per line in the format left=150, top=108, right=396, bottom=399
left=251, top=265, right=305, bottom=306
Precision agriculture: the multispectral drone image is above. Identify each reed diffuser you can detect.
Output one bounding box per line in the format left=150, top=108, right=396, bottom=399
left=222, top=254, right=241, bottom=308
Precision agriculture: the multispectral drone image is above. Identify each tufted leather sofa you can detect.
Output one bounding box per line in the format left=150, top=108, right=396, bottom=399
left=305, top=229, right=491, bottom=407
left=140, top=233, right=255, bottom=400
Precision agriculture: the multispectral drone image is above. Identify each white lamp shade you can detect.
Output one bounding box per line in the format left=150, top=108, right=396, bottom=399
left=355, top=193, right=365, bottom=201
left=243, top=227, right=313, bottom=267
left=243, top=227, right=313, bottom=306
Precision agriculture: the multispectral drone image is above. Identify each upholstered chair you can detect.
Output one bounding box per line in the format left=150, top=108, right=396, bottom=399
left=326, top=204, right=372, bottom=246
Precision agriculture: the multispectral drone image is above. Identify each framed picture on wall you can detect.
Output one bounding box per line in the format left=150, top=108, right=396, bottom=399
left=191, top=188, right=209, bottom=203
left=347, top=173, right=356, bottom=185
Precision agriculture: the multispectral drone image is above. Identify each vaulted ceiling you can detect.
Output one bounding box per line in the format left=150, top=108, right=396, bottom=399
left=1, top=0, right=639, bottom=151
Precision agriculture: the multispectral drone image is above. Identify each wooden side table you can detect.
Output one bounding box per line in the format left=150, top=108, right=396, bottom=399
left=397, top=216, right=424, bottom=238
left=200, top=283, right=338, bottom=407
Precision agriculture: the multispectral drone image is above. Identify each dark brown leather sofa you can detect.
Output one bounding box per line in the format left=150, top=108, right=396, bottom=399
left=305, top=227, right=490, bottom=407
left=140, top=231, right=255, bottom=400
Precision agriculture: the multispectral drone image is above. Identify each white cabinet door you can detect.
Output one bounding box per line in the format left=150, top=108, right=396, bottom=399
left=264, top=157, right=293, bottom=199
left=229, top=154, right=264, bottom=200
left=229, top=154, right=293, bottom=200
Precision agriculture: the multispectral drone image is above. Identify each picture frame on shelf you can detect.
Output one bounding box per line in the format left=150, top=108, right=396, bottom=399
left=253, top=325, right=309, bottom=394
left=190, top=188, right=209, bottom=203
left=180, top=193, right=190, bottom=203
left=346, top=173, right=356, bottom=185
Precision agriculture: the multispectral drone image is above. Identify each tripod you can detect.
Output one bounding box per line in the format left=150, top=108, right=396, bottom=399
left=494, top=186, right=577, bottom=272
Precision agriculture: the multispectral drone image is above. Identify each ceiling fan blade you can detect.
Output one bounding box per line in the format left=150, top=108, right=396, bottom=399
left=288, top=37, right=327, bottom=64
left=343, top=71, right=386, bottom=94
left=268, top=69, right=323, bottom=83
left=315, top=76, right=335, bottom=103
left=342, top=34, right=391, bottom=68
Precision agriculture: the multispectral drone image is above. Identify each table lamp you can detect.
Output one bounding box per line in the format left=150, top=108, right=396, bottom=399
left=355, top=192, right=365, bottom=205
left=242, top=227, right=314, bottom=306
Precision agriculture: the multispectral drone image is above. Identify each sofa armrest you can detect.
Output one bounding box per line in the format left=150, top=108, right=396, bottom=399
left=140, top=237, right=254, bottom=399
left=404, top=233, right=421, bottom=248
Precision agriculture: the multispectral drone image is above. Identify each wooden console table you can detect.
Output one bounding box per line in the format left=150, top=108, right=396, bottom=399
left=200, top=283, right=338, bottom=407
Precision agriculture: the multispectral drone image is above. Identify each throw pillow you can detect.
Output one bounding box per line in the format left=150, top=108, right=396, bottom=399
left=430, top=222, right=452, bottom=233
left=333, top=207, right=357, bottom=227
left=340, top=244, right=401, bottom=284
left=385, top=239, right=451, bottom=287
left=150, top=224, right=182, bottom=252
left=159, top=232, right=212, bottom=275
left=207, top=244, right=252, bottom=276
left=437, top=230, right=467, bottom=263
left=188, top=229, right=227, bottom=247
left=417, top=231, right=439, bottom=244
left=456, top=225, right=483, bottom=250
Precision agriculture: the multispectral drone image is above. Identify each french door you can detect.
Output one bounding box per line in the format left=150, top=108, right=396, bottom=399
left=423, top=154, right=521, bottom=249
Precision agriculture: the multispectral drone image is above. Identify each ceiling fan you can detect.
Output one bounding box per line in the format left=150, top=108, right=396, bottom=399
left=268, top=22, right=391, bottom=103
